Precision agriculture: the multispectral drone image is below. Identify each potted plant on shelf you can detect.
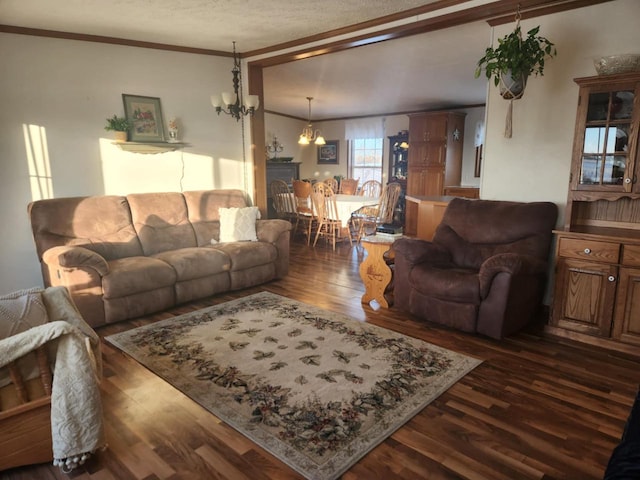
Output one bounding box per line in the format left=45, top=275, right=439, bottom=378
left=474, top=25, right=556, bottom=100
left=104, top=115, right=131, bottom=142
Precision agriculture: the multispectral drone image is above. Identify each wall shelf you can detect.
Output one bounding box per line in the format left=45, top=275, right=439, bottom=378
left=113, top=142, right=187, bottom=154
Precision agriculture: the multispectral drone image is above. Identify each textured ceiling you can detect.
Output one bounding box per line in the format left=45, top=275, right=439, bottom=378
left=1, top=0, right=492, bottom=119
left=0, top=0, right=443, bottom=52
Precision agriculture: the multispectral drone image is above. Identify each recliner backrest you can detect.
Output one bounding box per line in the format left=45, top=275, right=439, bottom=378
left=433, top=198, right=557, bottom=270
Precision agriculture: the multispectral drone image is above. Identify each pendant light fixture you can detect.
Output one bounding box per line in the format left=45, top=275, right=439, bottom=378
left=210, top=41, right=260, bottom=121
left=298, top=97, right=325, bottom=145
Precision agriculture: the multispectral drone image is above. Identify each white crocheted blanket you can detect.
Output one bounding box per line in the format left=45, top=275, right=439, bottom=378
left=0, top=291, right=105, bottom=471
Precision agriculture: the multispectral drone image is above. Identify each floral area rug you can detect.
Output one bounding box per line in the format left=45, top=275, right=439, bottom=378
left=105, top=292, right=481, bottom=480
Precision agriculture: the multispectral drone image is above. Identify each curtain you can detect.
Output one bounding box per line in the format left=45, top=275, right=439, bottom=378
left=345, top=118, right=385, bottom=140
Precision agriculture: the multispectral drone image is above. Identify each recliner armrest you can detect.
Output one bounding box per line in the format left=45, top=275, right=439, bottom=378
left=478, top=253, right=547, bottom=298
left=42, top=246, right=109, bottom=276
left=255, top=219, right=292, bottom=244
left=393, top=237, right=451, bottom=266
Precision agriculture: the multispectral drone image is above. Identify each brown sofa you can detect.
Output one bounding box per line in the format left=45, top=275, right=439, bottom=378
left=393, top=198, right=557, bottom=339
left=28, top=190, right=291, bottom=328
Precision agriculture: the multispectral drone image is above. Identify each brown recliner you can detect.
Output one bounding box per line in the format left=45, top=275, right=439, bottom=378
left=393, top=198, right=557, bottom=339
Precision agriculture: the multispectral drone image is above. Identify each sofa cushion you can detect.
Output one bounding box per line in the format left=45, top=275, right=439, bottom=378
left=153, top=247, right=231, bottom=281
left=409, top=265, right=481, bottom=304
left=219, top=207, right=261, bottom=242
left=28, top=195, right=143, bottom=261
left=127, top=192, right=197, bottom=256
left=184, top=190, right=248, bottom=246
left=211, top=242, right=277, bottom=271
left=102, top=257, right=177, bottom=298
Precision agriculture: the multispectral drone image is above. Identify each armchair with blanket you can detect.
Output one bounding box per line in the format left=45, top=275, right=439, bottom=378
left=0, top=286, right=105, bottom=472
left=393, top=198, right=557, bottom=339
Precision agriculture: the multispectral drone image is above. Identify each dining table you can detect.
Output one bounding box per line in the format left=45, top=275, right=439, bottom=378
left=280, top=192, right=379, bottom=241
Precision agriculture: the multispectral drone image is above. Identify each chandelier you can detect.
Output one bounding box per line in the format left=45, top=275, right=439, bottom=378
left=210, top=41, right=260, bottom=121
left=266, top=136, right=284, bottom=158
left=298, top=97, right=325, bottom=145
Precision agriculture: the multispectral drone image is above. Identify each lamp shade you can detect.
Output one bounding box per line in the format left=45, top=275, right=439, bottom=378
left=210, top=95, right=222, bottom=108
left=245, top=95, right=260, bottom=109
left=314, top=135, right=326, bottom=145
left=298, top=135, right=310, bottom=145
left=221, top=92, right=237, bottom=106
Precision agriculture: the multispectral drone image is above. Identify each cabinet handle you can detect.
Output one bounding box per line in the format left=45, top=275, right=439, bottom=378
left=608, top=275, right=616, bottom=282
left=624, top=178, right=632, bottom=184
left=583, top=248, right=591, bottom=254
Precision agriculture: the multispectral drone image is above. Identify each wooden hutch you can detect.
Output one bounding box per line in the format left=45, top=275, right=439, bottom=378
left=547, top=72, right=640, bottom=357
left=403, top=111, right=467, bottom=236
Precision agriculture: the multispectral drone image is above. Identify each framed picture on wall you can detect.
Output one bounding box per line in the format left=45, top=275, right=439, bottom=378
left=122, top=94, right=166, bottom=142
left=317, top=140, right=339, bottom=164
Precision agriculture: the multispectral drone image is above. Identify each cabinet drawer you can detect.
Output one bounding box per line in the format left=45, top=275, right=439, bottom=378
left=558, top=237, right=620, bottom=263
left=622, top=244, right=640, bottom=267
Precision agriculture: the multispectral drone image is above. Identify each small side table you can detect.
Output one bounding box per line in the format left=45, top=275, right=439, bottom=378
left=359, top=235, right=397, bottom=309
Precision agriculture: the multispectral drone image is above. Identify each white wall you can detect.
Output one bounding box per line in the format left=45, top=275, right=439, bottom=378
left=0, top=33, right=250, bottom=292
left=481, top=0, right=640, bottom=228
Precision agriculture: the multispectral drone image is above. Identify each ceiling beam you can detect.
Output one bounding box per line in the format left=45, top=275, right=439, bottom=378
left=247, top=0, right=615, bottom=68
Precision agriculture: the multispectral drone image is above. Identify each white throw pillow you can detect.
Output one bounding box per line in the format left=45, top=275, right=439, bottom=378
left=218, top=206, right=261, bottom=242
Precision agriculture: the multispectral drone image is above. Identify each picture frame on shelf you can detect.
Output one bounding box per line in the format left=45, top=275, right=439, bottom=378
left=122, top=94, right=166, bottom=142
left=317, top=140, right=339, bottom=164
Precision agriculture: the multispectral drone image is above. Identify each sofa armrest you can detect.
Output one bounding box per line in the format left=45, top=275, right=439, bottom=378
left=42, top=246, right=109, bottom=277
left=256, top=219, right=292, bottom=244
left=478, top=253, right=547, bottom=298
left=393, top=237, right=451, bottom=266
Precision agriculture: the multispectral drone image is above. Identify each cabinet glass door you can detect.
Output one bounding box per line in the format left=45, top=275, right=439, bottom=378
left=580, top=90, right=633, bottom=187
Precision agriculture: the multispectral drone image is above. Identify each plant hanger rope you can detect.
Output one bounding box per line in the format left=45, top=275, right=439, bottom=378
left=502, top=5, right=524, bottom=138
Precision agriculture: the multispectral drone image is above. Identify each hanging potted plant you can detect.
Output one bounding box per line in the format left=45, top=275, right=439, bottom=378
left=104, top=115, right=131, bottom=142
left=474, top=25, right=556, bottom=100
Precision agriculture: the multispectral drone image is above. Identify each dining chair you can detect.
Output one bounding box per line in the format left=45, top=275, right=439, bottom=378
left=270, top=179, right=296, bottom=223
left=292, top=180, right=316, bottom=244
left=323, top=177, right=339, bottom=193
left=311, top=182, right=350, bottom=251
left=352, top=182, right=402, bottom=242
left=339, top=178, right=359, bottom=195
left=359, top=179, right=383, bottom=198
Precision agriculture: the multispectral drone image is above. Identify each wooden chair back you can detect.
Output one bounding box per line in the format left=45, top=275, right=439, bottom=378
left=323, top=177, right=339, bottom=193
left=311, top=182, right=345, bottom=250
left=339, top=178, right=359, bottom=195
left=270, top=179, right=295, bottom=219
left=292, top=180, right=313, bottom=216
left=292, top=180, right=315, bottom=244
left=377, top=182, right=402, bottom=224
left=360, top=179, right=382, bottom=197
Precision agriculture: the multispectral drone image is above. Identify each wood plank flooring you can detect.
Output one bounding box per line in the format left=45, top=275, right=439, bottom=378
left=3, top=235, right=639, bottom=479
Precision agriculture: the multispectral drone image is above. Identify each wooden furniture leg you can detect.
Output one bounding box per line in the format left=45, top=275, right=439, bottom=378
left=359, top=237, right=394, bottom=308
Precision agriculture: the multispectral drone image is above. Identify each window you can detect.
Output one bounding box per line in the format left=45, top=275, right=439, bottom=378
left=350, top=138, right=383, bottom=183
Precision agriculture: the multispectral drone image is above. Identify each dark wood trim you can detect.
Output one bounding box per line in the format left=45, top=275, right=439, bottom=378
left=487, top=0, right=616, bottom=25
left=0, top=25, right=231, bottom=57
left=246, top=0, right=603, bottom=68
left=248, top=64, right=267, bottom=216
left=265, top=103, right=487, bottom=123
left=241, top=0, right=469, bottom=58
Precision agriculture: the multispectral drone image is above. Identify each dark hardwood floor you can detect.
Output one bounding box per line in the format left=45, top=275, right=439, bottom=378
left=3, top=235, right=639, bottom=480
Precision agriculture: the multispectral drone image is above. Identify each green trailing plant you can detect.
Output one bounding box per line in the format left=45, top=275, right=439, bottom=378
left=104, top=115, right=131, bottom=132
left=474, top=25, right=557, bottom=87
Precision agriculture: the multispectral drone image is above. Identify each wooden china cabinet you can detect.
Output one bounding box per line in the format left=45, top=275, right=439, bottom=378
left=404, top=111, right=465, bottom=235
left=388, top=131, right=409, bottom=225
left=547, top=72, right=640, bottom=356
